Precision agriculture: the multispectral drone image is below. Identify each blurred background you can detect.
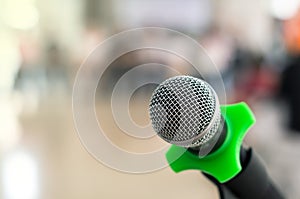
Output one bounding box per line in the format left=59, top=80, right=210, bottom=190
left=1, top=0, right=300, bottom=198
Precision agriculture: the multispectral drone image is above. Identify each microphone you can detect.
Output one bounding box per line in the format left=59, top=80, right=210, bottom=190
left=149, top=75, right=283, bottom=199
left=149, top=75, right=224, bottom=156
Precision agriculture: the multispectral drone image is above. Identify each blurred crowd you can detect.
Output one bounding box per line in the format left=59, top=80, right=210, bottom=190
left=4, top=2, right=300, bottom=133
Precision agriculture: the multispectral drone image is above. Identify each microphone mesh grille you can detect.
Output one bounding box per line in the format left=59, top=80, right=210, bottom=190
left=149, top=76, right=220, bottom=147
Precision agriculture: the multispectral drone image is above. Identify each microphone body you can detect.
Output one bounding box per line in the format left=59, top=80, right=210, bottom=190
left=149, top=76, right=284, bottom=199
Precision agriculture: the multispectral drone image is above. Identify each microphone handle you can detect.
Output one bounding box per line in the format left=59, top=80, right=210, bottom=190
left=204, top=147, right=284, bottom=199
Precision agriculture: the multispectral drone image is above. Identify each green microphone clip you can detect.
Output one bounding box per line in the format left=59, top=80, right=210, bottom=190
left=165, top=102, right=255, bottom=183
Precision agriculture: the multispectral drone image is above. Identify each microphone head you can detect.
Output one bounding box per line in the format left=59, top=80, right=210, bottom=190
left=149, top=76, right=221, bottom=148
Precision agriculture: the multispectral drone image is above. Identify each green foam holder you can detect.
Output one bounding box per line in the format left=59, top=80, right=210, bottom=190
left=165, top=102, right=256, bottom=183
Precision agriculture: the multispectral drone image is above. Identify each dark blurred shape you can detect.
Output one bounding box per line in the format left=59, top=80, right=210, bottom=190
left=283, top=10, right=300, bottom=54
left=280, top=55, right=300, bottom=132
left=280, top=10, right=300, bottom=132
left=45, top=41, right=69, bottom=93
left=233, top=53, right=279, bottom=104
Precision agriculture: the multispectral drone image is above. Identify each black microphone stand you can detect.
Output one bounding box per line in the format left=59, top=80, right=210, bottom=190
left=204, top=147, right=284, bottom=199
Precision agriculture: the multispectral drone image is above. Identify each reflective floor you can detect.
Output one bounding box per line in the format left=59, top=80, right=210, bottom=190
left=0, top=94, right=218, bottom=199
left=0, top=93, right=299, bottom=199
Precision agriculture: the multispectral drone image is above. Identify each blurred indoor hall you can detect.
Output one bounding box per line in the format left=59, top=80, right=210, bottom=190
left=1, top=0, right=300, bottom=198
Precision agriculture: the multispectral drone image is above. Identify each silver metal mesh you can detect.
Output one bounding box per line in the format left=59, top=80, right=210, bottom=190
left=149, top=76, right=220, bottom=147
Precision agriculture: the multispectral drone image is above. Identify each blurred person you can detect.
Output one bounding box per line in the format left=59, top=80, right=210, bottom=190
left=73, top=25, right=109, bottom=97
left=280, top=55, right=300, bottom=132
left=14, top=34, right=46, bottom=113
left=106, top=51, right=138, bottom=96
left=104, top=49, right=167, bottom=97
left=280, top=9, right=300, bottom=132
left=44, top=41, right=69, bottom=95
left=233, top=54, right=279, bottom=105
left=200, top=27, right=236, bottom=101
left=99, top=31, right=171, bottom=98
